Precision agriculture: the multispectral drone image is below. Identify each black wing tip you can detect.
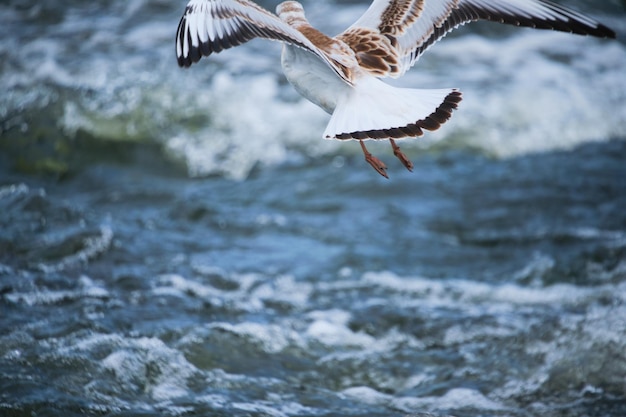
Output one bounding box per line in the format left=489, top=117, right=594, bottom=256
left=175, top=4, right=214, bottom=69
left=539, top=2, right=617, bottom=39
left=177, top=45, right=213, bottom=68
left=175, top=13, right=258, bottom=68
left=177, top=56, right=190, bottom=68
left=593, top=23, right=617, bottom=40
left=457, top=3, right=618, bottom=40
left=554, top=20, right=617, bottom=39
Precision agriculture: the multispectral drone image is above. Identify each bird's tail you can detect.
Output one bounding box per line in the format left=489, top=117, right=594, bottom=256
left=323, top=77, right=462, bottom=141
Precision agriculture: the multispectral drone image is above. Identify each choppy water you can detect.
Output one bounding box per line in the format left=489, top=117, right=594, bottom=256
left=2, top=1, right=626, bottom=416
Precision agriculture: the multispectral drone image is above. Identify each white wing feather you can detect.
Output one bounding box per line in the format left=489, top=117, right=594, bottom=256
left=176, top=0, right=352, bottom=83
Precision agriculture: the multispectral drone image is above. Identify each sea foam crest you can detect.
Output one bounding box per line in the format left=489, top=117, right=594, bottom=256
left=418, top=32, right=626, bottom=156
left=165, top=72, right=334, bottom=179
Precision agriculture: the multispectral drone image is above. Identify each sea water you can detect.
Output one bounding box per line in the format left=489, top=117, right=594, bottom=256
left=1, top=1, right=626, bottom=416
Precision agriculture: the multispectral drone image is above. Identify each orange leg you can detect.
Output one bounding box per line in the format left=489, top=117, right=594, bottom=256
left=359, top=140, right=388, bottom=178
left=390, top=139, right=414, bottom=172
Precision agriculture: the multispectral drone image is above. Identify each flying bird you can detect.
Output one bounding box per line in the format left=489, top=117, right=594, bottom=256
left=176, top=0, right=615, bottom=178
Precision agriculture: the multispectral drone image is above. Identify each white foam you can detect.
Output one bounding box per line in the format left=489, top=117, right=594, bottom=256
left=195, top=393, right=229, bottom=409
left=250, top=274, right=312, bottom=309
left=101, top=336, right=198, bottom=401
left=232, top=397, right=316, bottom=417
left=492, top=294, right=626, bottom=401
left=206, top=322, right=301, bottom=353
left=0, top=183, right=30, bottom=200
left=35, top=226, right=114, bottom=273
left=5, top=274, right=110, bottom=306
left=231, top=402, right=289, bottom=417
left=306, top=319, right=375, bottom=348
left=416, top=32, right=626, bottom=156
left=304, top=308, right=375, bottom=347
left=341, top=386, right=391, bottom=406
left=394, top=387, right=506, bottom=412
left=164, top=72, right=334, bottom=179
left=443, top=321, right=518, bottom=345
left=155, top=273, right=222, bottom=299
left=57, top=332, right=124, bottom=355
left=153, top=272, right=313, bottom=313
left=360, top=270, right=615, bottom=308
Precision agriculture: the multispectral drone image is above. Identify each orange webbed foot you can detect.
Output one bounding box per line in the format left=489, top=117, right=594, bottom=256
left=390, top=139, right=414, bottom=172
left=359, top=140, right=388, bottom=178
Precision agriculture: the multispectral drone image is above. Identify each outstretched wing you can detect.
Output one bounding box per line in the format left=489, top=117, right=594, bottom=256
left=176, top=0, right=351, bottom=82
left=338, top=0, right=616, bottom=78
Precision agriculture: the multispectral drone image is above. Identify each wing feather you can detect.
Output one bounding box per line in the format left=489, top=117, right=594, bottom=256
left=176, top=0, right=351, bottom=83
left=342, top=0, right=616, bottom=78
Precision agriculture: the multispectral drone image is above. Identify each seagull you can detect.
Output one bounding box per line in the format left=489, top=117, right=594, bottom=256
left=175, top=0, right=615, bottom=178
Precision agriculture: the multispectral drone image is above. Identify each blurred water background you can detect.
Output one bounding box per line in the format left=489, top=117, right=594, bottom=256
left=1, top=0, right=626, bottom=416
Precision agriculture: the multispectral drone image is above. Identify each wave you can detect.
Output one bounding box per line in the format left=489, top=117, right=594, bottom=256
left=5, top=268, right=625, bottom=415
left=2, top=1, right=625, bottom=179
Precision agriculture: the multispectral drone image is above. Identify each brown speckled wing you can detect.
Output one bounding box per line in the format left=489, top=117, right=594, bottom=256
left=341, top=0, right=615, bottom=78
left=378, top=0, right=425, bottom=36
left=336, top=28, right=399, bottom=77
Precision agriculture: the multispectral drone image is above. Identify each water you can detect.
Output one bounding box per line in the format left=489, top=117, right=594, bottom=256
left=1, top=1, right=626, bottom=416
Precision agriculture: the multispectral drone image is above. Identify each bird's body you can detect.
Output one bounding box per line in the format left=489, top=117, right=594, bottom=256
left=176, top=0, right=615, bottom=177
left=281, top=43, right=344, bottom=114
